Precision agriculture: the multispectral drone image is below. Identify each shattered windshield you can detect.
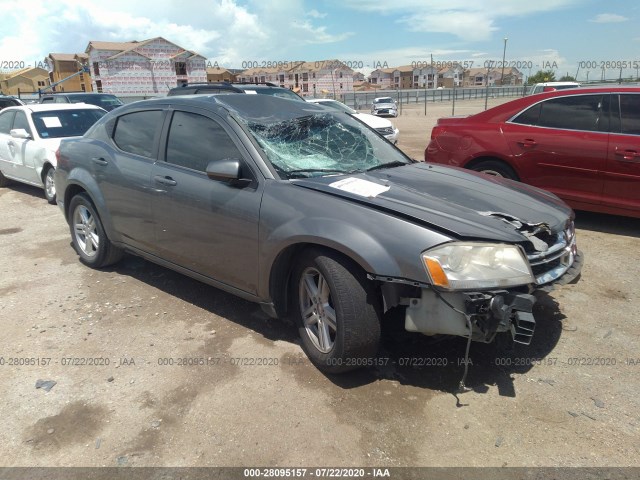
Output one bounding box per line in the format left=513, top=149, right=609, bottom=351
left=241, top=112, right=410, bottom=179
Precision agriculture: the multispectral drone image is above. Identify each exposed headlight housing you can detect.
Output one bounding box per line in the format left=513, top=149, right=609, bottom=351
left=422, top=242, right=534, bottom=290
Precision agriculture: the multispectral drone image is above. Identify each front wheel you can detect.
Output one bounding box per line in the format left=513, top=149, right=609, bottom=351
left=469, top=160, right=518, bottom=180
left=43, top=166, right=56, bottom=204
left=0, top=170, right=10, bottom=187
left=292, top=249, right=381, bottom=373
left=68, top=193, right=123, bottom=268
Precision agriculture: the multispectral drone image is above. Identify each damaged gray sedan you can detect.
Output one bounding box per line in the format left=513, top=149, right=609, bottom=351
left=54, top=94, right=582, bottom=373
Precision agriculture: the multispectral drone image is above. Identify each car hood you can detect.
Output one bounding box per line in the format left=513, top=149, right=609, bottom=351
left=292, top=163, right=572, bottom=244
left=352, top=113, right=395, bottom=129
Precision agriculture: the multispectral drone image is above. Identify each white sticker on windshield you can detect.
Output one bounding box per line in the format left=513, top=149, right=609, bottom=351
left=329, top=178, right=389, bottom=198
left=244, top=90, right=258, bottom=94
left=41, top=116, right=62, bottom=128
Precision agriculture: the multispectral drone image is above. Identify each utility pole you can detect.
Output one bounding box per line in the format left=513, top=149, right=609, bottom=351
left=500, top=37, right=508, bottom=86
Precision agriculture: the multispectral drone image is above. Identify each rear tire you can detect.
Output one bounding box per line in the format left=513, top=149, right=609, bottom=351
left=43, top=166, right=56, bottom=204
left=292, top=248, right=381, bottom=373
left=68, top=193, right=123, bottom=268
left=469, top=160, right=518, bottom=180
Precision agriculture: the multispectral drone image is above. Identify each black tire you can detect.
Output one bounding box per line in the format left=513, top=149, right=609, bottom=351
left=291, top=248, right=381, bottom=374
left=68, top=193, right=123, bottom=268
left=42, top=166, right=56, bottom=204
left=469, top=160, right=519, bottom=180
left=0, top=170, right=10, bottom=187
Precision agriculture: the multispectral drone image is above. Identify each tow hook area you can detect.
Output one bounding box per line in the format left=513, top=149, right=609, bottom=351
left=463, top=291, right=536, bottom=345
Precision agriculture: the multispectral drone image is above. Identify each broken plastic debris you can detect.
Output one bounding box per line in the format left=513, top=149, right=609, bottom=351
left=35, top=379, right=57, bottom=392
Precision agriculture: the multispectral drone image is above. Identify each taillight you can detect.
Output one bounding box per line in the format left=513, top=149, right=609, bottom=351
left=431, top=125, right=446, bottom=140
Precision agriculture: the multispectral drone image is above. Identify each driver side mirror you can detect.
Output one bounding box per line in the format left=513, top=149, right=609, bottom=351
left=10, top=128, right=31, bottom=139
left=205, top=158, right=252, bottom=187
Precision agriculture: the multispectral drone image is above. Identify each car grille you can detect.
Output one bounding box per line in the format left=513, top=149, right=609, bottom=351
left=375, top=127, right=395, bottom=135
left=526, top=222, right=577, bottom=285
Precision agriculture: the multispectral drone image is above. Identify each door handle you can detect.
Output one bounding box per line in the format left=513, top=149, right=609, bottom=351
left=92, top=157, right=108, bottom=166
left=154, top=175, right=177, bottom=186
left=614, top=148, right=640, bottom=162
left=517, top=139, right=537, bottom=148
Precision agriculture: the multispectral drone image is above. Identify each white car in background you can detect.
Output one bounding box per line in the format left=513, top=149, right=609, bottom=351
left=528, top=81, right=581, bottom=95
left=371, top=96, right=398, bottom=117
left=0, top=104, right=106, bottom=203
left=306, top=98, right=400, bottom=144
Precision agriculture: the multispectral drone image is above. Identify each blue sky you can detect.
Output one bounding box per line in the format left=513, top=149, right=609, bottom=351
left=0, top=0, right=638, bottom=80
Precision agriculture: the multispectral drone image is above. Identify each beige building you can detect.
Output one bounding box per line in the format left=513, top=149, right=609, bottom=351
left=237, top=60, right=354, bottom=97
left=0, top=67, right=50, bottom=95
left=206, top=67, right=236, bottom=83
left=46, top=53, right=93, bottom=92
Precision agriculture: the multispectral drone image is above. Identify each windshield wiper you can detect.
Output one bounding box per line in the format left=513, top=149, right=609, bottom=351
left=285, top=168, right=351, bottom=179
left=365, top=161, right=409, bottom=172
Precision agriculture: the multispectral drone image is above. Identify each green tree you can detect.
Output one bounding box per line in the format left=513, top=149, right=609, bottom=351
left=527, top=70, right=556, bottom=84
left=559, top=75, right=576, bottom=81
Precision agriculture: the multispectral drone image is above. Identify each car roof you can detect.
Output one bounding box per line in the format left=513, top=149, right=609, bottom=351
left=3, top=104, right=105, bottom=113
left=42, top=92, right=117, bottom=96
left=118, top=94, right=325, bottom=122
left=533, top=81, right=580, bottom=86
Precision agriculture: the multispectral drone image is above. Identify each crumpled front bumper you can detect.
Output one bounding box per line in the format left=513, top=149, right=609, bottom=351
left=405, top=250, right=583, bottom=345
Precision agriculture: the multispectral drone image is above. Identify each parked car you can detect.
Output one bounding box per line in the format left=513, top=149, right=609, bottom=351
left=0, top=104, right=106, bottom=203
left=306, top=98, right=399, bottom=144
left=425, top=87, right=640, bottom=218
left=40, top=93, right=124, bottom=111
left=0, top=95, right=24, bottom=111
left=169, top=82, right=304, bottom=101
left=528, top=81, right=580, bottom=95
left=371, top=96, right=398, bottom=117
left=55, top=95, right=581, bottom=373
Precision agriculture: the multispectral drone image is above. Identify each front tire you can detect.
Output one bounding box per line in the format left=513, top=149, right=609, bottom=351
left=43, top=166, right=56, bottom=204
left=292, top=249, right=381, bottom=373
left=0, top=170, right=10, bottom=187
left=469, top=160, right=518, bottom=180
left=69, top=193, right=123, bottom=268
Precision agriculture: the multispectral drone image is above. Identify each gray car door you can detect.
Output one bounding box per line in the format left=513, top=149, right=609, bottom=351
left=151, top=108, right=263, bottom=295
left=97, top=108, right=165, bottom=252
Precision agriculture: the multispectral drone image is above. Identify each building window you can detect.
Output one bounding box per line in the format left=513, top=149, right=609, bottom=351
left=339, top=72, right=343, bottom=78
left=302, top=73, right=308, bottom=81
left=96, top=80, right=103, bottom=93
left=93, top=62, right=100, bottom=76
left=81, top=84, right=86, bottom=92
left=175, top=62, right=187, bottom=75
left=340, top=83, right=343, bottom=89
left=312, top=73, right=315, bottom=79
left=79, top=71, right=84, bottom=81
left=303, top=83, right=308, bottom=92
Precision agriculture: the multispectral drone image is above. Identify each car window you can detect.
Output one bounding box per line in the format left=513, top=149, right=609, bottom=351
left=0, top=99, right=18, bottom=110
left=619, top=94, right=640, bottom=135
left=165, top=111, right=243, bottom=172
left=113, top=110, right=163, bottom=157
left=0, top=110, right=16, bottom=134
left=54, top=96, right=68, bottom=103
left=32, top=109, right=106, bottom=139
left=40, top=97, right=55, bottom=103
left=536, top=95, right=604, bottom=132
left=12, top=111, right=32, bottom=136
left=511, top=103, right=542, bottom=125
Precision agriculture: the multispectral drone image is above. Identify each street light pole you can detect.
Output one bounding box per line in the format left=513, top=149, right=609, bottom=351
left=501, top=37, right=508, bottom=86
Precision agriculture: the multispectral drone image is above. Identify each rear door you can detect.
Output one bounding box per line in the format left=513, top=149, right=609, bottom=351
left=603, top=93, right=640, bottom=215
left=0, top=110, right=16, bottom=172
left=95, top=108, right=166, bottom=252
left=7, top=110, right=41, bottom=183
left=151, top=108, right=263, bottom=294
left=502, top=93, right=609, bottom=207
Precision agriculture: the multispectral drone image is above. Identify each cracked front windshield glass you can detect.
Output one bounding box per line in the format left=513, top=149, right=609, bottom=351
left=243, top=112, right=410, bottom=178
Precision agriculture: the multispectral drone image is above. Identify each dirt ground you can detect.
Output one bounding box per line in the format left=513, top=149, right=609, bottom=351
left=0, top=98, right=639, bottom=470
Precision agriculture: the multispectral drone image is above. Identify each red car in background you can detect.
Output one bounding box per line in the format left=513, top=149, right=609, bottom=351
left=425, top=87, right=640, bottom=218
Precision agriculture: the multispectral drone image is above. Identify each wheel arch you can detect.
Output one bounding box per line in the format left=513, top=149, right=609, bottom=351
left=267, top=241, right=383, bottom=319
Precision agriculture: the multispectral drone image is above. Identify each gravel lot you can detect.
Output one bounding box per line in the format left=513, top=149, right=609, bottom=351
left=0, top=98, right=639, bottom=470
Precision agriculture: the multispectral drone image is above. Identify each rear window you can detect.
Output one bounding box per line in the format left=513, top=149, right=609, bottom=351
left=113, top=110, right=163, bottom=158
left=31, top=109, right=106, bottom=138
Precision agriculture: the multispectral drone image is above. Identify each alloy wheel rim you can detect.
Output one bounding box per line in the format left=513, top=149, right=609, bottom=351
left=73, top=205, right=99, bottom=257
left=299, top=267, right=337, bottom=353
left=45, top=169, right=55, bottom=199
